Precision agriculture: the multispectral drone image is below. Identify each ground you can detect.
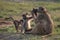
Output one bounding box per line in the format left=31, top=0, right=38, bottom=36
left=0, top=33, right=60, bottom=40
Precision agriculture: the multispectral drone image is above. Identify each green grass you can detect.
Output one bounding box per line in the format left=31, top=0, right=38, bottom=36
left=0, top=0, right=60, bottom=34
left=0, top=1, right=60, bottom=40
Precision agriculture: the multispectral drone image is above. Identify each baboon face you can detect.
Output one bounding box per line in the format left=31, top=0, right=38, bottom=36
left=38, top=7, right=47, bottom=13
left=22, top=14, right=27, bottom=20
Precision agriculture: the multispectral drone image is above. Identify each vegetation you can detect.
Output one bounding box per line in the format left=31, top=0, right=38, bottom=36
left=0, top=0, right=60, bottom=40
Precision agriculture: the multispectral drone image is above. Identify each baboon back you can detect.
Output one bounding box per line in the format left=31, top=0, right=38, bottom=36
left=31, top=13, right=53, bottom=35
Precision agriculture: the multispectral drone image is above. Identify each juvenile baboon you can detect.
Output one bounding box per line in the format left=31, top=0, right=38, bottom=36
left=8, top=13, right=33, bottom=33
left=9, top=16, right=20, bottom=32
left=27, top=7, right=54, bottom=35
left=22, top=13, right=33, bottom=32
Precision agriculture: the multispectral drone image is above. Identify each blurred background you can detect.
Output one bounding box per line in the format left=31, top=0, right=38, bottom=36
left=0, top=0, right=60, bottom=40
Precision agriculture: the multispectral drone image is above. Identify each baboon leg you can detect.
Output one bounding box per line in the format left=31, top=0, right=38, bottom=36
left=15, top=26, right=19, bottom=32
left=25, top=23, right=40, bottom=34
left=8, top=16, right=22, bottom=33
left=20, top=27, right=25, bottom=34
left=14, top=22, right=19, bottom=32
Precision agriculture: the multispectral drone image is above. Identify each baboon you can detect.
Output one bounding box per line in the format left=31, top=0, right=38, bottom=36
left=8, top=13, right=33, bottom=33
left=27, top=7, right=54, bottom=35
left=9, top=16, right=21, bottom=32
left=22, top=13, right=33, bottom=32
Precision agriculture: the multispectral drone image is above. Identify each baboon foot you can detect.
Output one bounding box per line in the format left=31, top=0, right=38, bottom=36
left=25, top=29, right=33, bottom=34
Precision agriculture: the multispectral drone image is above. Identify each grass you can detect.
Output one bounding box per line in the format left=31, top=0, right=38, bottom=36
left=0, top=0, right=60, bottom=40
left=0, top=0, right=60, bottom=34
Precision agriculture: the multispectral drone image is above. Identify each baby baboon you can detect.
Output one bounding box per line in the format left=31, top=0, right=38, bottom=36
left=19, top=19, right=25, bottom=33
left=9, top=16, right=20, bottom=32
left=22, top=13, right=33, bottom=32
left=8, top=13, right=33, bottom=33
left=28, top=7, right=54, bottom=35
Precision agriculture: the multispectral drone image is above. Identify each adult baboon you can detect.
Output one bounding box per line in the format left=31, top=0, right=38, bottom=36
left=27, top=7, right=54, bottom=35
left=22, top=13, right=33, bottom=32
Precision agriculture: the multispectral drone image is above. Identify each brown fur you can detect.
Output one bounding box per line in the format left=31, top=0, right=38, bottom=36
left=27, top=7, right=54, bottom=35
left=9, top=16, right=23, bottom=33
left=22, top=14, right=33, bottom=32
left=19, top=20, right=25, bottom=33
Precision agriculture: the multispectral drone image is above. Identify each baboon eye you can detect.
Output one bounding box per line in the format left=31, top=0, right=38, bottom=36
left=41, top=8, right=44, bottom=11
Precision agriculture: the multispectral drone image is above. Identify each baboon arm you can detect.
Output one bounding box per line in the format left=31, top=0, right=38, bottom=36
left=47, top=13, right=54, bottom=29
left=27, top=17, right=33, bottom=20
left=45, top=13, right=54, bottom=33
left=45, top=13, right=53, bottom=25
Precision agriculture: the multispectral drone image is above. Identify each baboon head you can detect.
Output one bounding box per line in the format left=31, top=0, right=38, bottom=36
left=31, top=7, right=47, bottom=20
left=31, top=7, right=47, bottom=15
left=22, top=14, right=27, bottom=20
left=38, top=7, right=47, bottom=13
left=22, top=13, right=33, bottom=20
